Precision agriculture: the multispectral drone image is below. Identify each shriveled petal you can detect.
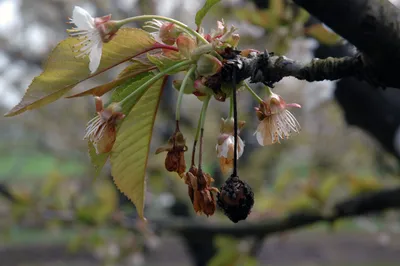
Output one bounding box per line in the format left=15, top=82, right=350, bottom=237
left=237, top=137, right=245, bottom=158
left=255, top=127, right=266, bottom=146
left=94, top=125, right=116, bottom=154
left=286, top=103, right=302, bottom=109
left=219, top=157, right=233, bottom=175
left=202, top=191, right=216, bottom=216
left=255, top=109, right=300, bottom=146
left=255, top=119, right=274, bottom=146
left=72, top=6, right=95, bottom=30
left=89, top=41, right=103, bottom=73
left=218, top=136, right=233, bottom=158
left=150, top=32, right=164, bottom=44
left=155, top=145, right=171, bottom=154
left=193, top=191, right=202, bottom=213
left=217, top=135, right=245, bottom=159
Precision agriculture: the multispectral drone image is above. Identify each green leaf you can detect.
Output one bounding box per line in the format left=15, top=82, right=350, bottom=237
left=112, top=72, right=157, bottom=114
left=88, top=141, right=109, bottom=176
left=147, top=53, right=186, bottom=74
left=5, top=28, right=156, bottom=117
left=110, top=76, right=167, bottom=219
left=305, top=24, right=341, bottom=45
left=195, top=0, right=221, bottom=29
left=87, top=73, right=156, bottom=174
left=67, top=60, right=156, bottom=98
left=117, top=59, right=154, bottom=79
left=235, top=0, right=283, bottom=30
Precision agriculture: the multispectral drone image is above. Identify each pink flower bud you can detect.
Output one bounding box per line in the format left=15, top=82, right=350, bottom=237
left=94, top=15, right=119, bottom=43
left=193, top=79, right=208, bottom=93
left=176, top=34, right=197, bottom=58
left=226, top=33, right=240, bottom=48
left=159, top=23, right=181, bottom=45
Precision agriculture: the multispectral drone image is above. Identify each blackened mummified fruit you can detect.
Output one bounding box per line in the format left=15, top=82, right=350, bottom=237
left=217, top=176, right=254, bottom=223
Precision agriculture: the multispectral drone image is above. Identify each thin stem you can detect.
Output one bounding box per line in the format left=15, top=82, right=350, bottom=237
left=232, top=68, right=238, bottom=178
left=191, top=113, right=202, bottom=166
left=265, top=85, right=273, bottom=96
left=117, top=15, right=208, bottom=44
left=243, top=82, right=264, bottom=103
left=194, top=96, right=211, bottom=142
left=119, top=60, right=194, bottom=106
left=199, top=128, right=205, bottom=171
left=197, top=96, right=211, bottom=171
left=191, top=140, right=197, bottom=167
left=229, top=91, right=234, bottom=118
left=176, top=65, right=196, bottom=121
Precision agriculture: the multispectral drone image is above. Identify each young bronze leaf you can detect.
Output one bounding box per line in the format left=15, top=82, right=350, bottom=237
left=195, top=0, right=221, bottom=29
left=110, top=76, right=167, bottom=219
left=5, top=28, right=156, bottom=117
left=67, top=61, right=156, bottom=98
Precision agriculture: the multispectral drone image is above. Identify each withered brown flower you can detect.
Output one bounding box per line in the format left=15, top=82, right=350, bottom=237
left=217, top=176, right=254, bottom=223
left=184, top=166, right=219, bottom=216
left=84, top=97, right=125, bottom=154
left=155, top=124, right=188, bottom=177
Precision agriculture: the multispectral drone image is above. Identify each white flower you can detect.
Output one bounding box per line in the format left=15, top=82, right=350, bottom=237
left=216, top=118, right=245, bottom=174
left=68, top=6, right=117, bottom=74
left=217, top=134, right=245, bottom=158
left=255, top=93, right=301, bottom=146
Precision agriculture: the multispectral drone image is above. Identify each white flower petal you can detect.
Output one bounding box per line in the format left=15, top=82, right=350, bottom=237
left=72, top=6, right=95, bottom=30
left=255, top=130, right=265, bottom=146
left=218, top=137, right=231, bottom=158
left=150, top=32, right=163, bottom=44
left=237, top=137, right=245, bottom=158
left=89, top=41, right=103, bottom=73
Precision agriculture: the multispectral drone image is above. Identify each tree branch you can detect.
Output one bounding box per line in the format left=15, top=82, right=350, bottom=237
left=4, top=184, right=400, bottom=241
left=156, top=186, right=400, bottom=237
left=293, top=0, right=400, bottom=88
left=221, top=51, right=366, bottom=87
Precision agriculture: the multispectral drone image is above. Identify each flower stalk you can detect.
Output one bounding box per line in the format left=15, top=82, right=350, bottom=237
left=265, top=85, right=273, bottom=96
left=197, top=95, right=211, bottom=169
left=229, top=91, right=234, bottom=118
left=243, top=82, right=263, bottom=103
left=176, top=65, right=196, bottom=121
left=116, top=15, right=208, bottom=44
